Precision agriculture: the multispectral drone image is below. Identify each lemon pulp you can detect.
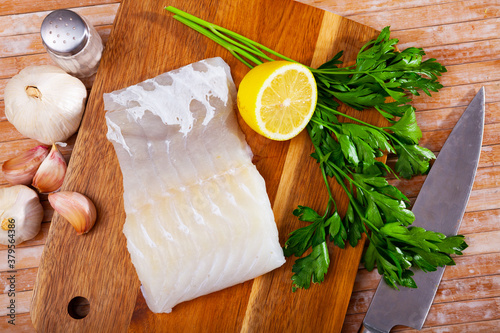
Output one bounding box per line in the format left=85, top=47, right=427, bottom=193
left=237, top=61, right=317, bottom=141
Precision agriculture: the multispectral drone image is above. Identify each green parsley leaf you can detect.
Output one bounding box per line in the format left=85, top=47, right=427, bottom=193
left=283, top=206, right=325, bottom=257
left=387, top=108, right=422, bottom=144
left=291, top=242, right=330, bottom=292
left=394, top=144, right=436, bottom=179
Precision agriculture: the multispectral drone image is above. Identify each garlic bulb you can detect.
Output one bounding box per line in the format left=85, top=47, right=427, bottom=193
left=4, top=65, right=87, bottom=145
left=48, top=191, right=97, bottom=235
left=0, top=185, right=44, bottom=245
left=2, top=145, right=49, bottom=185
left=32, top=144, right=67, bottom=193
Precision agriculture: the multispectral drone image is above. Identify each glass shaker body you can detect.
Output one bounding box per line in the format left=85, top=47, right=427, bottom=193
left=41, top=10, right=103, bottom=79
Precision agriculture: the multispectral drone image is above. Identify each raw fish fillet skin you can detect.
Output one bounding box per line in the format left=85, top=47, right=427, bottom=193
left=103, top=57, right=285, bottom=313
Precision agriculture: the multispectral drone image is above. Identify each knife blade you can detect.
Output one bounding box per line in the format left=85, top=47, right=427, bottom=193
left=359, top=87, right=485, bottom=333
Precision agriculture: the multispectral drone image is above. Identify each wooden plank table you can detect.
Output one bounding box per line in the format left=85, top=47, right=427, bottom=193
left=1, top=0, right=499, bottom=331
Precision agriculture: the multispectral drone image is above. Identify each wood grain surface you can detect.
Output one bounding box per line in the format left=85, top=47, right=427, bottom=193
left=0, top=0, right=499, bottom=332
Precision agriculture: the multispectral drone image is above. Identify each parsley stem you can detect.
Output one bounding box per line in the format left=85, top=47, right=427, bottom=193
left=323, top=199, right=335, bottom=219
left=317, top=104, right=383, bottom=132
left=306, top=126, right=336, bottom=206
left=330, top=173, right=375, bottom=234
left=311, top=68, right=388, bottom=75
left=319, top=159, right=360, bottom=210
left=309, top=117, right=339, bottom=136
left=327, top=162, right=363, bottom=194
left=326, top=165, right=380, bottom=234
left=321, top=159, right=381, bottom=234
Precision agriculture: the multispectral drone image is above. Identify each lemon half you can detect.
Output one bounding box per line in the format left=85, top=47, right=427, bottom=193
left=237, top=61, right=317, bottom=141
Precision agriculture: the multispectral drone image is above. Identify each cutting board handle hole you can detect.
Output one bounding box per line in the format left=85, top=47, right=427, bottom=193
left=68, top=296, right=90, bottom=319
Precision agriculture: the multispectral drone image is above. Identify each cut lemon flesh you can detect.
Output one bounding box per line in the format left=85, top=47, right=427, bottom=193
left=237, top=61, right=317, bottom=141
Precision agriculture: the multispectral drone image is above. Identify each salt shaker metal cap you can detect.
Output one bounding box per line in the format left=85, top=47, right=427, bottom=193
left=41, top=10, right=89, bottom=56
left=40, top=9, right=103, bottom=78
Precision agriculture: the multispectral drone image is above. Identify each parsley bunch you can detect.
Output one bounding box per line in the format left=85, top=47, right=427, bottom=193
left=166, top=7, right=468, bottom=290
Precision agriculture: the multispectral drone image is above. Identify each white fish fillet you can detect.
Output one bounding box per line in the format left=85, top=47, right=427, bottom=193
left=103, top=57, right=285, bottom=313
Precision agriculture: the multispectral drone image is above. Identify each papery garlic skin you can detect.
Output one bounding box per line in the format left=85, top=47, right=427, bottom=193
left=0, top=185, right=44, bottom=245
left=32, top=144, right=67, bottom=193
left=48, top=191, right=96, bottom=235
left=2, top=145, right=49, bottom=185
left=4, top=65, right=87, bottom=145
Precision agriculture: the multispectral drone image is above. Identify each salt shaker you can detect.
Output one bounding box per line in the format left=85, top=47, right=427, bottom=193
left=40, top=10, right=103, bottom=78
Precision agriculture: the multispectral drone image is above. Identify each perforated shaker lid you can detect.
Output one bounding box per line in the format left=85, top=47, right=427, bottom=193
left=40, top=10, right=89, bottom=56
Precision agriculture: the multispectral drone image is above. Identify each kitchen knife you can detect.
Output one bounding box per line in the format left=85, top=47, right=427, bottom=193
left=359, top=87, right=485, bottom=333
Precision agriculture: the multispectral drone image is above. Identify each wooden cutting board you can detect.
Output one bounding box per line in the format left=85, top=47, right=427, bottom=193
left=31, top=0, right=383, bottom=331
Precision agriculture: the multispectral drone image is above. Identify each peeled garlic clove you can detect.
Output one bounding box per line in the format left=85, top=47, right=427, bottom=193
left=2, top=145, right=49, bottom=185
left=0, top=185, right=44, bottom=245
left=32, top=144, right=67, bottom=193
left=48, top=191, right=97, bottom=235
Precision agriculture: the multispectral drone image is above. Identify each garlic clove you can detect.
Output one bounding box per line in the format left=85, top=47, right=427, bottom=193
left=48, top=191, right=97, bottom=235
left=2, top=145, right=49, bottom=185
left=32, top=144, right=67, bottom=193
left=0, top=185, right=44, bottom=245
